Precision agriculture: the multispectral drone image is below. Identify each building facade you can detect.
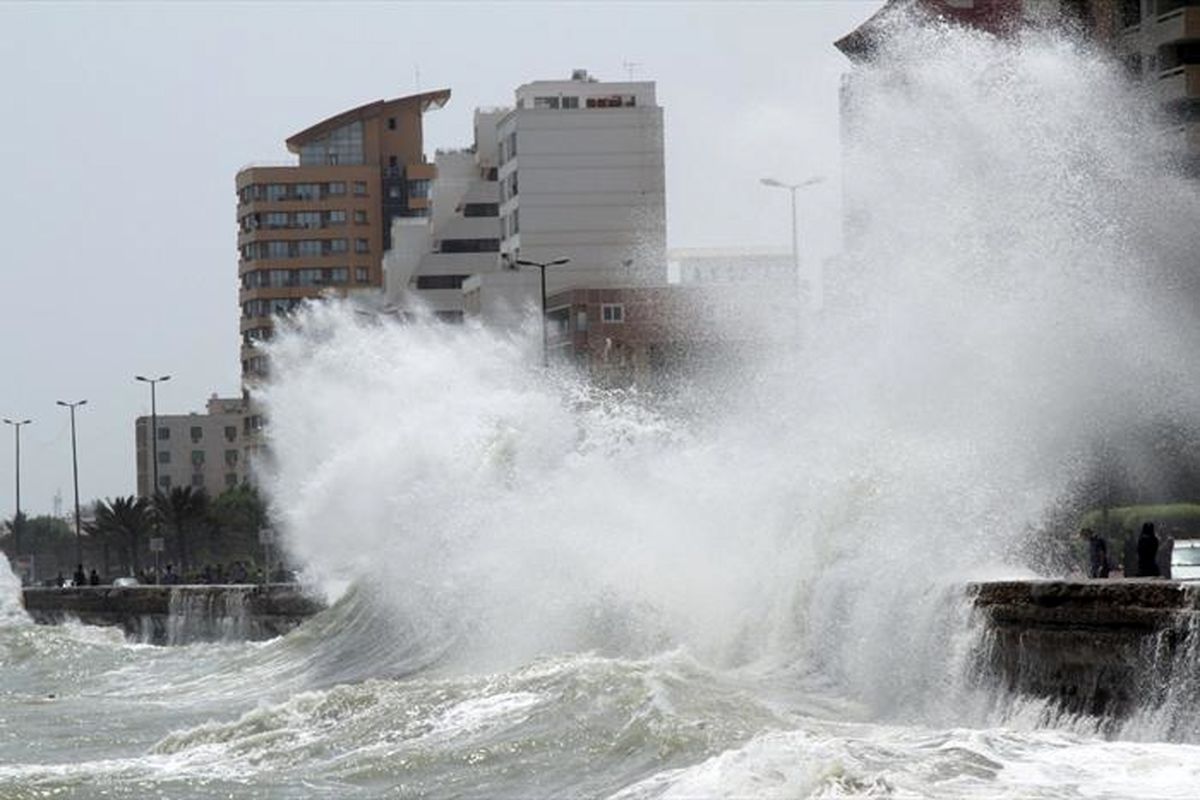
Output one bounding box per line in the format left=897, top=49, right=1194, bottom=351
left=383, top=109, right=505, bottom=320
left=496, top=70, right=667, bottom=294
left=135, top=395, right=248, bottom=499
left=235, top=89, right=449, bottom=381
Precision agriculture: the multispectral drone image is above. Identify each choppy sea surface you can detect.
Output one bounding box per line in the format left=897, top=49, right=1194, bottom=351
left=3, top=576, right=1200, bottom=799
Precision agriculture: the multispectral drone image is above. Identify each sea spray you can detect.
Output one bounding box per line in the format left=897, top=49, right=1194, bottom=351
left=258, top=16, right=1200, bottom=735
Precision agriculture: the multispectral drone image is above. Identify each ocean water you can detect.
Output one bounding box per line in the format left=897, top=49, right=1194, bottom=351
left=5, top=16, right=1200, bottom=799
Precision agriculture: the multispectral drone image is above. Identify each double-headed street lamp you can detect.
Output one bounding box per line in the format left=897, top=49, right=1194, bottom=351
left=3, top=417, right=32, bottom=555
left=135, top=375, right=170, bottom=498
left=761, top=175, right=825, bottom=312
left=56, top=399, right=87, bottom=566
left=516, top=257, right=570, bottom=367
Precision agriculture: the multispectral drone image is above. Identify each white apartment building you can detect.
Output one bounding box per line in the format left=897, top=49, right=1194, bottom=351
left=135, top=395, right=248, bottom=499
left=496, top=69, right=667, bottom=293
left=384, top=109, right=506, bottom=319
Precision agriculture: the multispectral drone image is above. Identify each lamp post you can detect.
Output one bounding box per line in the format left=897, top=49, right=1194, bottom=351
left=56, top=399, right=87, bottom=566
left=135, top=375, right=170, bottom=498
left=760, top=175, right=825, bottom=312
left=3, top=418, right=31, bottom=556
left=516, top=257, right=570, bottom=367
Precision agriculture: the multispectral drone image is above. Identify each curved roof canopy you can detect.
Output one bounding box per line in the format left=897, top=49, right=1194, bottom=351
left=285, top=88, right=451, bottom=153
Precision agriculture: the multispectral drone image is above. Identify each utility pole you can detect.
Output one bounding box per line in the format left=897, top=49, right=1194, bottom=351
left=3, top=418, right=31, bottom=556
left=56, top=400, right=87, bottom=567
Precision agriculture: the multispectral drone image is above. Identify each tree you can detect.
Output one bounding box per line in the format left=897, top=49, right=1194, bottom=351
left=153, top=487, right=208, bottom=571
left=90, top=496, right=152, bottom=574
left=205, top=484, right=272, bottom=566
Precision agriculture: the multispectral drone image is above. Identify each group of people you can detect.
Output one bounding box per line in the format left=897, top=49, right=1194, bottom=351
left=49, top=564, right=101, bottom=587
left=1080, top=522, right=1170, bottom=579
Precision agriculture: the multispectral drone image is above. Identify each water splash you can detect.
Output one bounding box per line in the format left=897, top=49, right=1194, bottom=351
left=258, top=16, right=1200, bottom=730
left=0, top=557, right=28, bottom=626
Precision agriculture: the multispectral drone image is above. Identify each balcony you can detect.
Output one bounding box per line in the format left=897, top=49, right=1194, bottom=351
left=1153, top=6, right=1200, bottom=46
left=1156, top=63, right=1200, bottom=103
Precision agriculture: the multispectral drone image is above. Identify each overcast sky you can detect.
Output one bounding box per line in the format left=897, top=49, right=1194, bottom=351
left=0, top=0, right=881, bottom=516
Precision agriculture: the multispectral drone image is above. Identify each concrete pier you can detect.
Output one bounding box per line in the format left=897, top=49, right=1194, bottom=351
left=969, top=580, right=1199, bottom=719
left=21, top=584, right=325, bottom=645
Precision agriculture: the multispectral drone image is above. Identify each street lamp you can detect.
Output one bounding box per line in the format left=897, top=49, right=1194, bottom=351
left=761, top=175, right=825, bottom=311
left=56, top=399, right=87, bottom=567
left=515, top=257, right=570, bottom=367
left=135, top=375, right=170, bottom=498
left=3, top=417, right=31, bottom=557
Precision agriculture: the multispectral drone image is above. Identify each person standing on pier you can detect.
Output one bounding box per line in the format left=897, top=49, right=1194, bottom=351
left=1137, top=522, right=1161, bottom=577
left=1079, top=528, right=1109, bottom=578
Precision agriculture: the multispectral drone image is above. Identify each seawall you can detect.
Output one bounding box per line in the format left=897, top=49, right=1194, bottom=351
left=21, top=584, right=326, bottom=645
left=968, top=580, right=1199, bottom=721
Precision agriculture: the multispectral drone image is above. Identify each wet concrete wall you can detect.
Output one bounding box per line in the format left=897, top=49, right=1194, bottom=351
left=21, top=585, right=325, bottom=645
left=969, top=580, right=1199, bottom=720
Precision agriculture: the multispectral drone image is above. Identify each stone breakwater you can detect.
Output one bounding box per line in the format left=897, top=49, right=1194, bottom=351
left=21, top=584, right=326, bottom=645
left=969, top=580, right=1200, bottom=723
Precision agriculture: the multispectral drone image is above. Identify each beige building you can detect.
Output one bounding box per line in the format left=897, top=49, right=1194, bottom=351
left=236, top=89, right=450, bottom=383
left=135, top=395, right=248, bottom=498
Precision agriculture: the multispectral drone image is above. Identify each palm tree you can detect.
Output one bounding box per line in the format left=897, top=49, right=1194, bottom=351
left=90, top=496, right=152, bottom=574
left=154, top=486, right=208, bottom=572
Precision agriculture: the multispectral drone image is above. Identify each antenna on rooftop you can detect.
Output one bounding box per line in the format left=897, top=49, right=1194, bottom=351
left=622, top=60, right=642, bottom=81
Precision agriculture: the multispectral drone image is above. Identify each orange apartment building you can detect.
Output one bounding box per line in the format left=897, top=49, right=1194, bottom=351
left=235, top=90, right=449, bottom=383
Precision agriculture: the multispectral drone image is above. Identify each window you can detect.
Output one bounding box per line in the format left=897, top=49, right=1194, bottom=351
left=191, top=474, right=205, bottom=488
left=327, top=181, right=346, bottom=196
left=387, top=117, right=396, bottom=130
left=355, top=238, right=369, bottom=254
left=439, top=238, right=500, bottom=253
left=158, top=427, right=170, bottom=440
left=296, top=211, right=321, bottom=229
left=328, top=238, right=349, bottom=254
left=408, top=179, right=431, bottom=198
left=463, top=203, right=499, bottom=218
left=355, top=267, right=370, bottom=283
left=225, top=449, right=239, bottom=467
left=264, top=211, right=288, bottom=229
left=353, top=181, right=368, bottom=196
left=266, top=184, right=287, bottom=201
left=190, top=426, right=202, bottom=443
left=224, top=426, right=237, bottom=442
left=534, top=96, right=561, bottom=109
left=158, top=475, right=172, bottom=490
left=577, top=310, right=588, bottom=332
left=416, top=274, right=468, bottom=290
left=354, top=210, right=368, bottom=224
left=511, top=208, right=519, bottom=234
left=388, top=186, right=402, bottom=200
left=157, top=450, right=171, bottom=464
left=602, top=303, right=625, bottom=323
left=562, top=96, right=579, bottom=109
left=191, top=450, right=205, bottom=466
left=1118, top=0, right=1140, bottom=28
left=295, top=183, right=320, bottom=201
left=225, top=473, right=239, bottom=488
left=326, top=210, right=346, bottom=226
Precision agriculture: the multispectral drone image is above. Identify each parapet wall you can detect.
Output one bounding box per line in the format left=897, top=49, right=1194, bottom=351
left=21, top=585, right=325, bottom=645
left=969, top=580, right=1199, bottom=721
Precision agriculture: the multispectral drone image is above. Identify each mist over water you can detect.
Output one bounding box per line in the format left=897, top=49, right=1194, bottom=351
left=6, top=17, right=1200, bottom=798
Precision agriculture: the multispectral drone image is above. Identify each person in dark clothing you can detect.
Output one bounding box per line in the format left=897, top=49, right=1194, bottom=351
left=88, top=569, right=100, bottom=586
left=1137, top=522, right=1161, bottom=577
left=72, top=564, right=86, bottom=587
left=1079, top=528, right=1109, bottom=578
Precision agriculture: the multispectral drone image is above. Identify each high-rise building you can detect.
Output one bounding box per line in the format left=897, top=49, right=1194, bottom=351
left=496, top=69, right=666, bottom=292
left=135, top=395, right=248, bottom=499
left=235, top=90, right=449, bottom=381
